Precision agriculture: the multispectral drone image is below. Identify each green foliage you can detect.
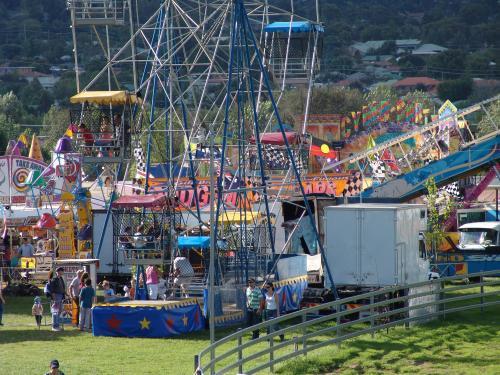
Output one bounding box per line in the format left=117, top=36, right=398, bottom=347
left=437, top=78, right=473, bottom=102
left=364, top=85, right=398, bottom=103
left=424, top=177, right=453, bottom=253
left=280, top=86, right=364, bottom=125
left=477, top=101, right=500, bottom=137
left=41, top=105, right=70, bottom=153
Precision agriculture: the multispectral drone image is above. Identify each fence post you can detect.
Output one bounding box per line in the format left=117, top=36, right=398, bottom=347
left=336, top=302, right=341, bottom=348
left=270, top=334, right=274, bottom=373
left=294, top=336, right=298, bottom=352
left=480, top=274, right=484, bottom=313
left=194, top=354, right=200, bottom=374
left=370, top=295, right=375, bottom=338
left=441, top=280, right=446, bottom=320
left=237, top=328, right=243, bottom=374
left=302, top=313, right=307, bottom=355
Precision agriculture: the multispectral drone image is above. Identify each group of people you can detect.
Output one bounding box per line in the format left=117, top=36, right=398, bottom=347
left=77, top=113, right=126, bottom=157
left=246, top=278, right=285, bottom=342
left=43, top=268, right=96, bottom=332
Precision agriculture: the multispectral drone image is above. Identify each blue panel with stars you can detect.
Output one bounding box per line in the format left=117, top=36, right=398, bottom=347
left=92, top=303, right=205, bottom=338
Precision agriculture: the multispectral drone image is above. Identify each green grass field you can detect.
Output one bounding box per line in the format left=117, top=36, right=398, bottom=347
left=0, top=286, right=499, bottom=375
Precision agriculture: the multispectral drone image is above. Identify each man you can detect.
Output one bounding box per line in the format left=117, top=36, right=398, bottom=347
left=68, top=269, right=84, bottom=326
left=171, top=254, right=195, bottom=298
left=246, top=278, right=263, bottom=340
left=49, top=267, right=66, bottom=331
left=18, top=237, right=34, bottom=257
left=45, top=359, right=65, bottom=375
left=146, top=265, right=159, bottom=300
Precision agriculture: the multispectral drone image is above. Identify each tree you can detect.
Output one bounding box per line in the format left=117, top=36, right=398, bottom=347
left=42, top=105, right=70, bottom=153
left=424, top=177, right=453, bottom=257
left=0, top=91, right=23, bottom=140
left=364, top=85, right=398, bottom=103
left=437, top=78, right=473, bottom=102
left=477, top=100, right=500, bottom=137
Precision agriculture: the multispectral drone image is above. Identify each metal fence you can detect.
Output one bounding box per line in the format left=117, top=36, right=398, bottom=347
left=195, top=270, right=500, bottom=374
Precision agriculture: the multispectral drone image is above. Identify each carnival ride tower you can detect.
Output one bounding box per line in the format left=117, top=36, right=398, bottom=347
left=70, top=0, right=336, bottom=300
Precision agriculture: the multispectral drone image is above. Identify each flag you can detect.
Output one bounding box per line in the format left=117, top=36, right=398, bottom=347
left=381, top=149, right=400, bottom=172
left=310, top=137, right=336, bottom=159
left=351, top=111, right=361, bottom=132
left=18, top=133, right=28, bottom=147
left=262, top=144, right=289, bottom=170
left=366, top=135, right=377, bottom=162
left=370, top=159, right=386, bottom=179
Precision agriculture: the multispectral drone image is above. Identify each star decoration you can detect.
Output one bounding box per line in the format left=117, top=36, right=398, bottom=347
left=182, top=315, right=189, bottom=327
left=166, top=318, right=174, bottom=329
left=139, top=317, right=151, bottom=330
left=107, top=314, right=122, bottom=330
left=292, top=292, right=298, bottom=303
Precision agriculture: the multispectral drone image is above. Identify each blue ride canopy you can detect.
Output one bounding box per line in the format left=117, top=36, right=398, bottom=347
left=264, top=21, right=324, bottom=33
left=177, top=236, right=211, bottom=250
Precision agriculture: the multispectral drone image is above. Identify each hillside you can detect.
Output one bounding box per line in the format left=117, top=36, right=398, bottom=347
left=0, top=0, right=498, bottom=152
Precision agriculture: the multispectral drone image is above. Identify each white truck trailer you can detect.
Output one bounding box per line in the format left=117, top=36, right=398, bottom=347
left=324, top=204, right=430, bottom=291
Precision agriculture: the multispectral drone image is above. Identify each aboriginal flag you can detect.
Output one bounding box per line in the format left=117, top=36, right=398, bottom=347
left=310, top=137, right=336, bottom=159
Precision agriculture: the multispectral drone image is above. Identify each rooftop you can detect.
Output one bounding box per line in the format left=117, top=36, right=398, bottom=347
left=393, top=76, right=440, bottom=87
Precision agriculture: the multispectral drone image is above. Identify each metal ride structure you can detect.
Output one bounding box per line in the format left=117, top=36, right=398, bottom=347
left=321, top=95, right=500, bottom=202
left=68, top=0, right=336, bottom=318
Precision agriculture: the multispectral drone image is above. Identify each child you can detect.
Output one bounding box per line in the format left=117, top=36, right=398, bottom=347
left=102, top=280, right=115, bottom=302
left=79, top=278, right=95, bottom=332
left=32, top=296, right=43, bottom=329
left=0, top=288, right=5, bottom=326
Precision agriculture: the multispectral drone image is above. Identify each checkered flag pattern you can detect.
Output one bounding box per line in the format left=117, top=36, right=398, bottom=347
left=342, top=171, right=363, bottom=197
left=134, top=146, right=146, bottom=172
left=441, top=182, right=462, bottom=200
left=370, top=158, right=386, bottom=179
left=263, top=144, right=289, bottom=170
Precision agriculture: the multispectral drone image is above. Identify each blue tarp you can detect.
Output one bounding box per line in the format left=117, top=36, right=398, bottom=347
left=92, top=303, right=205, bottom=338
left=264, top=21, right=324, bottom=33
left=148, top=163, right=190, bottom=179
left=177, top=236, right=211, bottom=249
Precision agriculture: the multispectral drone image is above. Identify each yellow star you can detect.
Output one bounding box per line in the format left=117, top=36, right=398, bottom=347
left=139, top=317, right=151, bottom=330
left=292, top=293, right=298, bottom=303
left=182, top=315, right=188, bottom=326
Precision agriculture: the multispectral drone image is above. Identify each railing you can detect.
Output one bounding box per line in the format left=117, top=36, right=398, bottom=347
left=68, top=0, right=126, bottom=25
left=195, top=270, right=500, bottom=374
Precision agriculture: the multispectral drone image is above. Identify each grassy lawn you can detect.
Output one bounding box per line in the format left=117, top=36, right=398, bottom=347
left=0, top=284, right=498, bottom=374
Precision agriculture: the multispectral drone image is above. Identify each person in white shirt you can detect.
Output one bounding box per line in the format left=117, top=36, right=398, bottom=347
left=170, top=254, right=195, bottom=298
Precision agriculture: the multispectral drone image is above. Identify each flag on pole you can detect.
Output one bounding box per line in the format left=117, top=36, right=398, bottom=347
left=381, top=148, right=400, bottom=172
left=18, top=133, right=28, bottom=147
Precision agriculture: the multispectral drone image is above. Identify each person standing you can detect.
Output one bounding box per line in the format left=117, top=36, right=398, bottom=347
left=171, top=254, right=195, bottom=298
left=68, top=269, right=84, bottom=326
left=264, top=283, right=284, bottom=342
left=0, top=287, right=5, bottom=326
left=245, top=278, right=262, bottom=340
left=32, top=296, right=43, bottom=329
left=146, top=265, right=159, bottom=300
left=18, top=237, right=34, bottom=257
left=49, top=267, right=66, bottom=331
left=79, top=278, right=95, bottom=332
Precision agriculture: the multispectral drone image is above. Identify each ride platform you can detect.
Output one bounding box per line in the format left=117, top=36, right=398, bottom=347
left=92, top=298, right=205, bottom=338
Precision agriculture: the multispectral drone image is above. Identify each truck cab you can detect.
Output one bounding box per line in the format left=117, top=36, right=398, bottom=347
left=457, top=222, right=500, bottom=252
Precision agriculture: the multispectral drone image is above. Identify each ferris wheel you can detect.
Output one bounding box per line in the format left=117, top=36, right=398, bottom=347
left=67, top=0, right=336, bottom=291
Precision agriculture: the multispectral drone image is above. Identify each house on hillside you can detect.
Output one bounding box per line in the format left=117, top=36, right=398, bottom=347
left=0, top=65, right=34, bottom=76
left=412, top=43, right=448, bottom=56
left=395, top=39, right=421, bottom=54
left=392, top=76, right=440, bottom=94
left=349, top=41, right=386, bottom=57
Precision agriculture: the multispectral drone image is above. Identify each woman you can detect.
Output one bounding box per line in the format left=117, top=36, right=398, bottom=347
left=79, top=272, right=89, bottom=290
left=264, top=283, right=284, bottom=342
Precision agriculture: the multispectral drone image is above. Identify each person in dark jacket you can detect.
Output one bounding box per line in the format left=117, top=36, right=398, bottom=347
left=49, top=267, right=66, bottom=331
